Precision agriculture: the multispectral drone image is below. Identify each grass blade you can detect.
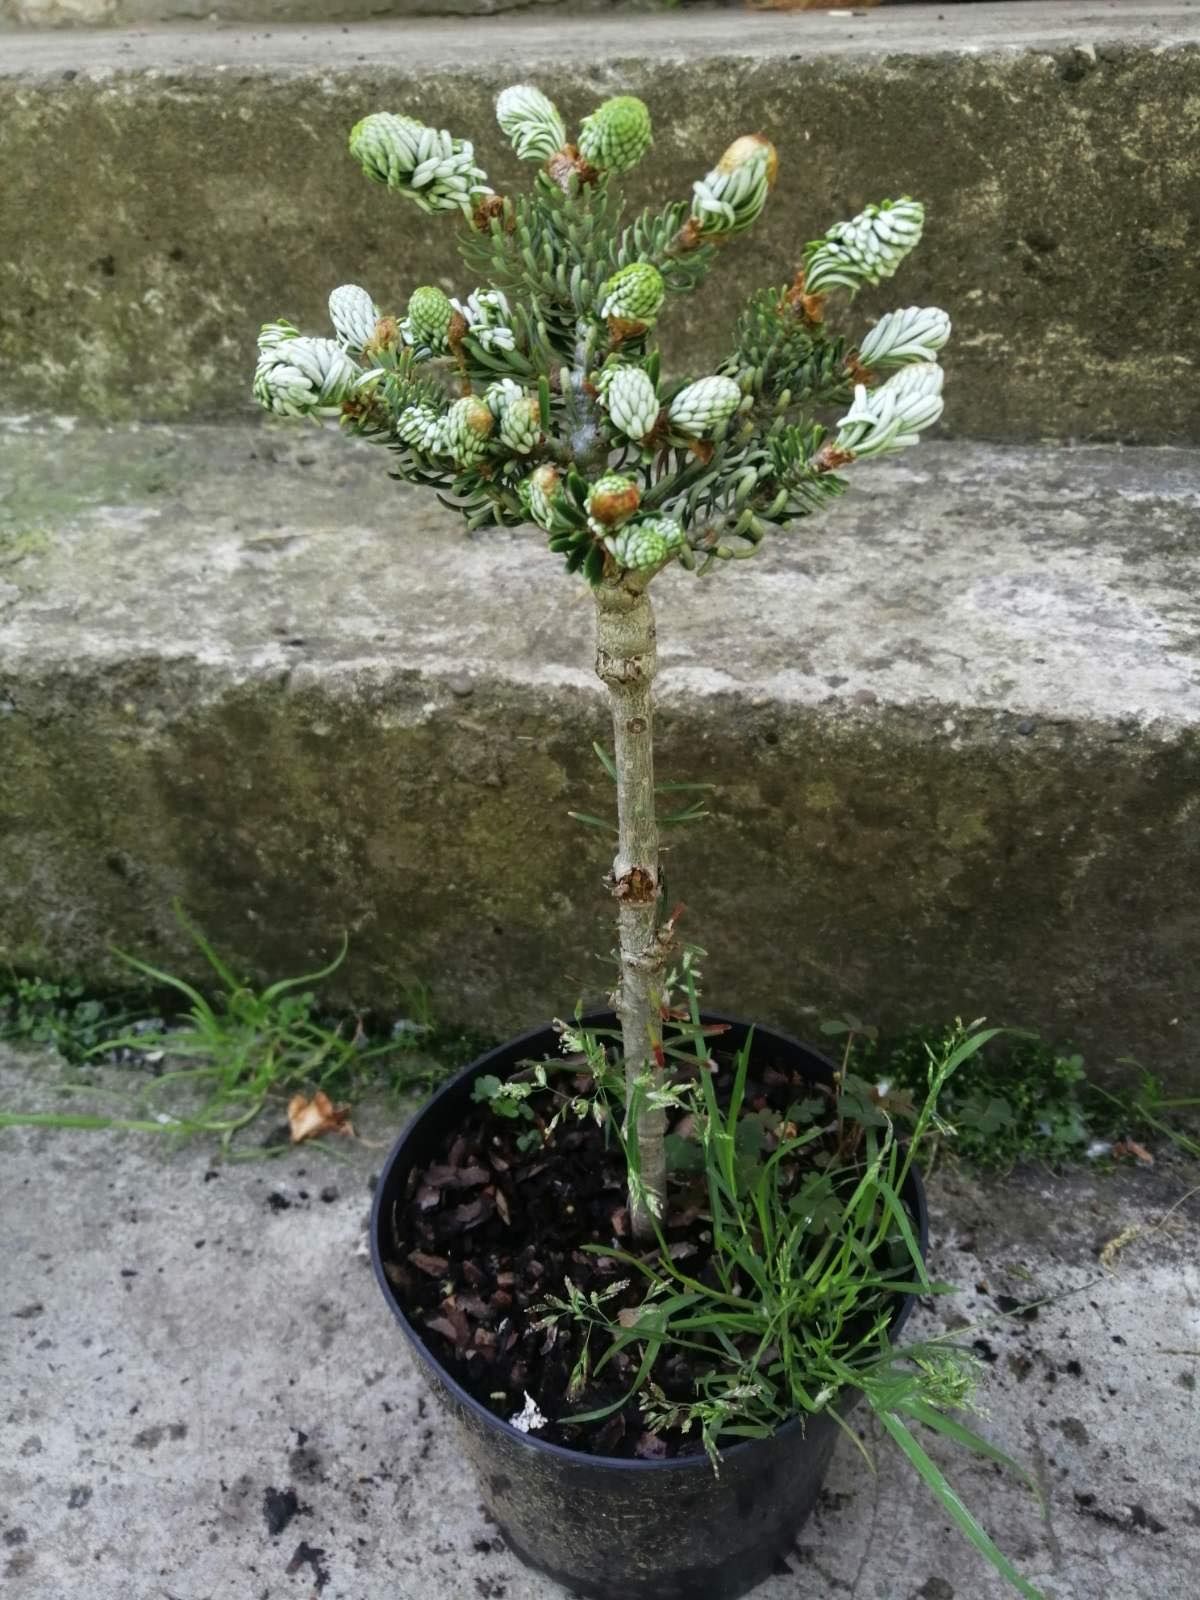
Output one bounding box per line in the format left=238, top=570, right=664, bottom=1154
left=875, top=1409, right=1046, bottom=1600
left=0, top=1111, right=178, bottom=1133
left=106, top=950, right=210, bottom=1017
left=873, top=1173, right=930, bottom=1290
left=899, top=1398, right=1041, bottom=1501
left=173, top=902, right=243, bottom=993
left=261, top=932, right=349, bottom=1001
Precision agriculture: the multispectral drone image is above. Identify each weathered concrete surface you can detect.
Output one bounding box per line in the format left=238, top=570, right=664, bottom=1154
left=1, top=418, right=1198, bottom=1086
left=3, top=1043, right=1198, bottom=1599
left=1, top=6, right=1199, bottom=440
left=2, top=0, right=600, bottom=27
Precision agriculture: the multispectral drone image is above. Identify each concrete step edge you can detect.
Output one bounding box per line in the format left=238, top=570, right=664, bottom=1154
left=1, top=11, right=1198, bottom=440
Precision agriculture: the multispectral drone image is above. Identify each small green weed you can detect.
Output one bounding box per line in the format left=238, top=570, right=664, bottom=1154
left=0, top=974, right=140, bottom=1063
left=828, top=1017, right=1197, bottom=1169
left=0, top=912, right=485, bottom=1151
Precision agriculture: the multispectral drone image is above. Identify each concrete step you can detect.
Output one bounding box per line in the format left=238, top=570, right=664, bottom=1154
left=2, top=5, right=1199, bottom=440
left=3, top=0, right=594, bottom=26
left=2, top=417, right=1197, bottom=1083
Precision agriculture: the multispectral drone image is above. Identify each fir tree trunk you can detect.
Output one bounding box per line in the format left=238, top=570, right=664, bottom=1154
left=593, top=577, right=668, bottom=1243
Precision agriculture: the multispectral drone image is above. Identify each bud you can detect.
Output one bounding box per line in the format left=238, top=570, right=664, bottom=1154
left=257, top=318, right=301, bottom=354
left=484, top=377, right=525, bottom=418
left=856, top=305, right=951, bottom=369
left=458, top=287, right=516, bottom=353
left=349, top=112, right=492, bottom=216
left=607, top=514, right=684, bottom=571
left=339, top=386, right=391, bottom=441
left=833, top=362, right=944, bottom=460
left=667, top=375, right=743, bottom=439
left=444, top=394, right=495, bottom=466
left=396, top=402, right=448, bottom=454
left=472, top=194, right=510, bottom=233
left=598, top=262, right=666, bottom=329
left=328, top=284, right=380, bottom=354
left=586, top=472, right=641, bottom=535
left=804, top=198, right=925, bottom=296
left=499, top=394, right=541, bottom=455
left=578, top=95, right=652, bottom=175
left=597, top=365, right=660, bottom=443
left=496, top=84, right=566, bottom=162
left=526, top=463, right=573, bottom=532
left=349, top=112, right=425, bottom=185
left=690, top=134, right=777, bottom=240
left=253, top=337, right=359, bottom=418
left=718, top=134, right=779, bottom=188
left=404, top=285, right=456, bottom=355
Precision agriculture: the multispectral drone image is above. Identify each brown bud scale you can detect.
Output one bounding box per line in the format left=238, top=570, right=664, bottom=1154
left=845, top=353, right=876, bottom=386
left=812, top=443, right=856, bottom=472
left=589, top=482, right=642, bottom=527
left=363, top=315, right=401, bottom=357
left=781, top=269, right=826, bottom=325
left=545, top=145, right=600, bottom=194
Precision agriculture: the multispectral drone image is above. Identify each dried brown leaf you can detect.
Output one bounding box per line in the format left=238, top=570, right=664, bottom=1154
left=1112, top=1139, right=1154, bottom=1167
left=287, top=1090, right=354, bottom=1144
left=457, top=1165, right=492, bottom=1188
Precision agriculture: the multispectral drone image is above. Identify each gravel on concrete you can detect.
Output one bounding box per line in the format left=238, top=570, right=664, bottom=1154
left=3, top=1044, right=1199, bottom=1599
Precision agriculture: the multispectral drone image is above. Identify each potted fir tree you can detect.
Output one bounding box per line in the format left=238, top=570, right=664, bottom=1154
left=253, top=86, right=1042, bottom=1600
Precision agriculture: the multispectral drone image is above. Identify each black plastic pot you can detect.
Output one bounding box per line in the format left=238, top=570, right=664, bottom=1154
left=370, top=1013, right=928, bottom=1600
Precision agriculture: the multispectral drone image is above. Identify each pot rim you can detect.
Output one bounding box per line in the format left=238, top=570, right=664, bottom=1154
left=370, top=1009, right=929, bottom=1475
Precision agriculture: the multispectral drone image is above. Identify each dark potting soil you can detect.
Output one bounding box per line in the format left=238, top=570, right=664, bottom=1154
left=381, top=1047, right=899, bottom=1460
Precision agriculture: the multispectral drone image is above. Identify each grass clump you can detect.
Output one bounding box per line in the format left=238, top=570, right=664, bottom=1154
left=523, top=976, right=1046, bottom=1598
left=0, top=910, right=489, bottom=1152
